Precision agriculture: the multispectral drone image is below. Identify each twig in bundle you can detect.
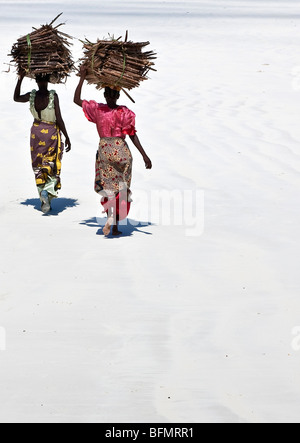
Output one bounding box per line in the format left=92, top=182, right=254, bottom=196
left=2, top=63, right=12, bottom=73
left=121, top=88, right=135, bottom=103
left=48, top=13, right=64, bottom=27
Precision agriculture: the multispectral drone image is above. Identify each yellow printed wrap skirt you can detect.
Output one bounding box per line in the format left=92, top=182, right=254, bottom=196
left=30, top=120, right=64, bottom=196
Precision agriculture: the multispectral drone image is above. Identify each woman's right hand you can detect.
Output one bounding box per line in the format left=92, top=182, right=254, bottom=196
left=80, top=64, right=88, bottom=78
left=18, top=68, right=26, bottom=80
left=144, top=155, right=152, bottom=169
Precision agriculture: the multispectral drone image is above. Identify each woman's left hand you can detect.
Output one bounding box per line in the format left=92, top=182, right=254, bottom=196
left=144, top=155, right=152, bottom=169
left=65, top=137, right=71, bottom=152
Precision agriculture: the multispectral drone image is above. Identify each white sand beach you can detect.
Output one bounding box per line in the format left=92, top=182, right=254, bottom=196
left=1, top=0, right=300, bottom=423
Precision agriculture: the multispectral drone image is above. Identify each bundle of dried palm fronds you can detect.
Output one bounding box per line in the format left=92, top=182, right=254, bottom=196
left=78, top=32, right=157, bottom=97
left=9, top=13, right=74, bottom=84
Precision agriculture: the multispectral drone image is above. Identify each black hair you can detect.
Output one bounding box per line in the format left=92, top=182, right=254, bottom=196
left=35, top=73, right=51, bottom=83
left=104, top=87, right=120, bottom=99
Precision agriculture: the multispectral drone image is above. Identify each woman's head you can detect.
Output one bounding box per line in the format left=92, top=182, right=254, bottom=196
left=104, top=87, right=120, bottom=108
left=35, top=73, right=50, bottom=88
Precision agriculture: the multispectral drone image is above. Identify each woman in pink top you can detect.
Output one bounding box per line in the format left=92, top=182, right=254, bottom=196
left=74, top=66, right=152, bottom=236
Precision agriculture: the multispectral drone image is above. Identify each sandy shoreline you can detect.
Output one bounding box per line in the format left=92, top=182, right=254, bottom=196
left=1, top=0, right=300, bottom=423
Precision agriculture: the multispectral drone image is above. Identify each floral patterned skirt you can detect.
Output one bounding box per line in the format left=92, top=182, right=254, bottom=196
left=95, top=137, right=132, bottom=196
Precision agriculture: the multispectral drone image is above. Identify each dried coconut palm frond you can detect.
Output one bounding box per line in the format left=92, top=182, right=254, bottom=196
left=9, top=13, right=74, bottom=84
left=78, top=32, right=157, bottom=96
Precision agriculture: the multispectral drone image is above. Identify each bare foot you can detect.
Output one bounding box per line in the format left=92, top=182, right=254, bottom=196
left=103, top=216, right=114, bottom=236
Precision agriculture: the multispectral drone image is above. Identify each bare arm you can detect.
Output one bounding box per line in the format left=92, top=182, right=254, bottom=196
left=74, top=66, right=87, bottom=108
left=14, top=72, right=30, bottom=103
left=54, top=94, right=71, bottom=152
left=129, top=133, right=152, bottom=169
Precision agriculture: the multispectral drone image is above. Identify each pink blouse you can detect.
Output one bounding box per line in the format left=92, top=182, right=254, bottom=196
left=82, top=100, right=136, bottom=138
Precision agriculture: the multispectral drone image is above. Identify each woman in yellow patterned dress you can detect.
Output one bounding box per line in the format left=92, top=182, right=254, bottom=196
left=14, top=71, right=71, bottom=214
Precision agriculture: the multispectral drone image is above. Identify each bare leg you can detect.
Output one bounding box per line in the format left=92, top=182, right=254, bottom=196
left=102, top=207, right=114, bottom=236
left=112, top=222, right=122, bottom=236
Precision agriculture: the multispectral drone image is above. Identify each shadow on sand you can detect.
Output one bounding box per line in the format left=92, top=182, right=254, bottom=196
left=20, top=197, right=79, bottom=215
left=80, top=217, right=154, bottom=238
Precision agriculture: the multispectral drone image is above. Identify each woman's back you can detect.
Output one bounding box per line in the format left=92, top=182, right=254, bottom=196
left=30, top=89, right=56, bottom=122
